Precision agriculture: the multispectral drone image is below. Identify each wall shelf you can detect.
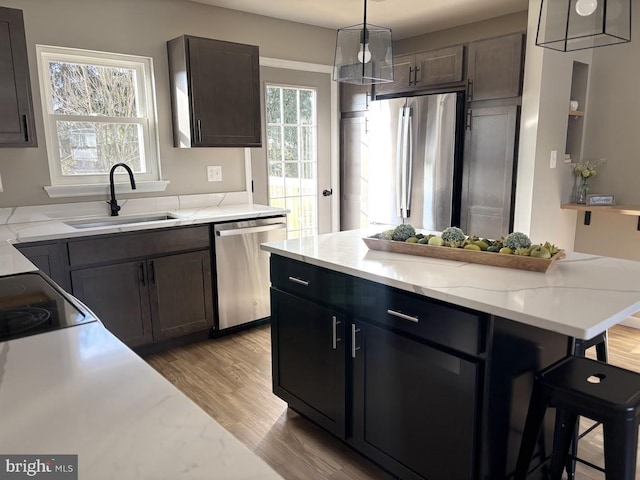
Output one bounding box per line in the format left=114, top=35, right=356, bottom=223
left=561, top=203, right=640, bottom=230
left=569, top=110, right=584, bottom=117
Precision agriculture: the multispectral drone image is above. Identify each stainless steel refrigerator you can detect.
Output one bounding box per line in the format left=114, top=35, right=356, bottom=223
left=346, top=92, right=464, bottom=231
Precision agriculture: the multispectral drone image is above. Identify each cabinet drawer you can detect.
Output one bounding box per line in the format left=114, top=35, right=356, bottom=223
left=352, top=277, right=486, bottom=355
left=270, top=255, right=346, bottom=309
left=68, top=225, right=210, bottom=267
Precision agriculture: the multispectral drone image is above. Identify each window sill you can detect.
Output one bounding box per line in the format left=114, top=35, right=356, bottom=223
left=44, top=180, right=170, bottom=199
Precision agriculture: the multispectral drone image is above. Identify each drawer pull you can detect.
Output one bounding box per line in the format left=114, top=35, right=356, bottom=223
left=288, top=276, right=309, bottom=287
left=351, top=324, right=361, bottom=358
left=332, top=316, right=342, bottom=350
left=387, top=309, right=419, bottom=323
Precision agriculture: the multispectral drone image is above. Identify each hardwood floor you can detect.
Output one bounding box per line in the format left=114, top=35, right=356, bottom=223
left=145, top=324, right=640, bottom=480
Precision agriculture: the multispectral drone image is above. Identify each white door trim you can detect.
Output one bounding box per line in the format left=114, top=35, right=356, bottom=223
left=257, top=57, right=339, bottom=232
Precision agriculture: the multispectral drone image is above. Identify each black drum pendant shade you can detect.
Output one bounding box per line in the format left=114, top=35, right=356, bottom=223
left=536, top=0, right=631, bottom=51
left=332, top=0, right=394, bottom=84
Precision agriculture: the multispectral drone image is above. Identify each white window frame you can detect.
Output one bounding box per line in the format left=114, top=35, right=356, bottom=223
left=36, top=45, right=167, bottom=198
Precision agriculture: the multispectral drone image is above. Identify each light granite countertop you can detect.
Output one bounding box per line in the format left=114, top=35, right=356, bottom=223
left=261, top=228, right=640, bottom=340
left=0, top=322, right=282, bottom=480
left=0, top=197, right=287, bottom=277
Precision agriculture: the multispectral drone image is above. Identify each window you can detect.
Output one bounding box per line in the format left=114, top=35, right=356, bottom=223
left=36, top=45, right=163, bottom=196
left=265, top=85, right=318, bottom=239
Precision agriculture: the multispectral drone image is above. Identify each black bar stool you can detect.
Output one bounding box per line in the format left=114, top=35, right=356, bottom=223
left=515, top=355, right=640, bottom=480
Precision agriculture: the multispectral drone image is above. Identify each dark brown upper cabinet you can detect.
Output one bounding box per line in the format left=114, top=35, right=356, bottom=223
left=167, top=35, right=261, bottom=148
left=0, top=6, right=37, bottom=147
left=467, top=33, right=524, bottom=102
left=374, top=45, right=465, bottom=97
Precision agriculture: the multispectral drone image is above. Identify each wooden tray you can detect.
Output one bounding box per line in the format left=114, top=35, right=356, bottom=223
left=362, top=237, right=565, bottom=273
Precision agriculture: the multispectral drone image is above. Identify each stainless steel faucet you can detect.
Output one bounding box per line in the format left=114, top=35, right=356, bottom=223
left=108, top=163, right=136, bottom=216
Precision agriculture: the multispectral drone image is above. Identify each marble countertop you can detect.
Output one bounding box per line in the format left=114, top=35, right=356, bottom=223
left=0, top=199, right=287, bottom=277
left=0, top=322, right=282, bottom=480
left=261, top=228, right=640, bottom=340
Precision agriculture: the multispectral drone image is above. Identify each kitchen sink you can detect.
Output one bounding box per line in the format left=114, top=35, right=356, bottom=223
left=65, top=213, right=180, bottom=229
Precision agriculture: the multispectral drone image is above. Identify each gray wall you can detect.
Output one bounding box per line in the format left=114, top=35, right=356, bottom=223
left=574, top=3, right=640, bottom=261
left=0, top=0, right=336, bottom=207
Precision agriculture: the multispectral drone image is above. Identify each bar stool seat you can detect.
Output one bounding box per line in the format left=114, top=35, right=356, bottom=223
left=515, top=355, right=640, bottom=480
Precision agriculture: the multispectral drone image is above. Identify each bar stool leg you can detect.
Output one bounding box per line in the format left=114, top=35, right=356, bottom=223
left=595, top=331, right=608, bottom=362
left=603, top=419, right=638, bottom=480
left=515, top=382, right=550, bottom=480
left=550, top=409, right=578, bottom=480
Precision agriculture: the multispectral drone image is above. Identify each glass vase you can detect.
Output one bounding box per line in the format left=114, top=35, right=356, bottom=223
left=576, top=177, right=589, bottom=204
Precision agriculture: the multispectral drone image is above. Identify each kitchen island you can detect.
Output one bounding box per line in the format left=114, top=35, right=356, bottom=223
left=261, top=228, right=640, bottom=480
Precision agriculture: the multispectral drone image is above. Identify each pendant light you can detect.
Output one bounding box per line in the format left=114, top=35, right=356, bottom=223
left=332, top=0, right=394, bottom=85
left=536, top=0, right=631, bottom=51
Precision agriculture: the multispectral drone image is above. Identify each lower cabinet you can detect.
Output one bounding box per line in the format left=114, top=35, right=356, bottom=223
left=271, top=289, right=346, bottom=438
left=14, top=240, right=69, bottom=291
left=351, top=321, right=480, bottom=480
left=270, top=255, right=484, bottom=480
left=71, top=261, right=153, bottom=347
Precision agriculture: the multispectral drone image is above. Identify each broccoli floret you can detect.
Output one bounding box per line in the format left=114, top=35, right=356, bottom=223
left=381, top=229, right=394, bottom=240
left=441, top=226, right=466, bottom=247
left=503, top=232, right=532, bottom=250
left=391, top=224, right=416, bottom=241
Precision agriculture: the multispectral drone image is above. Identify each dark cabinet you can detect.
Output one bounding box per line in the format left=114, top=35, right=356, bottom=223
left=375, top=46, right=465, bottom=96
left=467, top=33, right=524, bottom=102
left=461, top=105, right=519, bottom=239
left=167, top=35, right=261, bottom=147
left=14, top=241, right=68, bottom=290
left=340, top=116, right=367, bottom=231
left=71, top=261, right=153, bottom=347
left=0, top=6, right=36, bottom=147
left=271, top=289, right=346, bottom=438
left=68, top=226, right=214, bottom=348
left=351, top=321, right=480, bottom=480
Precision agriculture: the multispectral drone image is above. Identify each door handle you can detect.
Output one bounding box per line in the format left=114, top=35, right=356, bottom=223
left=196, top=119, right=203, bottom=143
left=138, top=262, right=146, bottom=286
left=414, top=66, right=421, bottom=85
left=332, top=316, right=342, bottom=350
left=466, top=109, right=473, bottom=131
left=387, top=309, right=419, bottom=323
left=22, top=114, right=29, bottom=143
left=322, top=189, right=333, bottom=197
left=288, top=276, right=309, bottom=287
left=351, top=324, right=361, bottom=358
left=149, top=261, right=156, bottom=284
left=467, top=78, right=474, bottom=101
left=409, top=66, right=414, bottom=86
left=216, top=223, right=286, bottom=236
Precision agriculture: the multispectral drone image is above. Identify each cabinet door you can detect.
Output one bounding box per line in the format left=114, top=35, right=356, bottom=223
left=340, top=82, right=370, bottom=113
left=461, top=105, right=518, bottom=239
left=340, top=116, right=368, bottom=230
left=351, top=321, right=480, bottom=480
left=414, top=45, right=464, bottom=88
left=148, top=250, right=214, bottom=341
left=468, top=33, right=524, bottom=102
left=71, top=261, right=153, bottom=347
left=187, top=36, right=261, bottom=147
left=271, top=289, right=346, bottom=438
left=15, top=241, right=68, bottom=291
left=373, top=54, right=414, bottom=96
left=0, top=7, right=36, bottom=147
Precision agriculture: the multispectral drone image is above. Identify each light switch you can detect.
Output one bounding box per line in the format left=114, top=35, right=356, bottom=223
left=550, top=150, right=557, bottom=169
left=207, top=166, right=222, bottom=182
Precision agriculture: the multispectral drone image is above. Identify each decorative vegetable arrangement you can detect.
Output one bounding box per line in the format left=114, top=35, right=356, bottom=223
left=371, top=225, right=561, bottom=259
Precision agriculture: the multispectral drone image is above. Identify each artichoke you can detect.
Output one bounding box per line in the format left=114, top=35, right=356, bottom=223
left=441, top=226, right=466, bottom=248
left=381, top=229, right=394, bottom=240
left=392, top=224, right=416, bottom=241
left=503, top=232, right=532, bottom=251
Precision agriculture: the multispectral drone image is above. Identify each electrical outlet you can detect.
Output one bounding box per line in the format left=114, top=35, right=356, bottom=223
left=550, top=150, right=557, bottom=169
left=207, top=165, right=222, bottom=182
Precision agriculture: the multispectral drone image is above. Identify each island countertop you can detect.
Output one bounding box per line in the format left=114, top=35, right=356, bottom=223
left=261, top=228, right=640, bottom=340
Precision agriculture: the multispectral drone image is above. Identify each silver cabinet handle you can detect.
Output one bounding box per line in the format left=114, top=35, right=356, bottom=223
left=387, top=309, right=419, bottom=323
left=216, top=223, right=286, bottom=236
left=332, top=316, right=342, bottom=350
left=351, top=324, right=361, bottom=358
left=288, top=276, right=309, bottom=286
left=196, top=119, right=202, bottom=143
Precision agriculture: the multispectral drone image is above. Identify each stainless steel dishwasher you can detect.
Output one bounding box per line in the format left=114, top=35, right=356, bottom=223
left=214, top=216, right=287, bottom=330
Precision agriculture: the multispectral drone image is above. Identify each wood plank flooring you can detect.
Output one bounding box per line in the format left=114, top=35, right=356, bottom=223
left=145, top=324, right=640, bottom=480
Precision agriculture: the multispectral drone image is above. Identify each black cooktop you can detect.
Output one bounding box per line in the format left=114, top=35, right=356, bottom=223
left=0, top=272, right=97, bottom=342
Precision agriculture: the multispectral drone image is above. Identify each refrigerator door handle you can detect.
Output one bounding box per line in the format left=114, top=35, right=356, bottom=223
left=396, top=108, right=405, bottom=218
left=405, top=106, right=413, bottom=218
